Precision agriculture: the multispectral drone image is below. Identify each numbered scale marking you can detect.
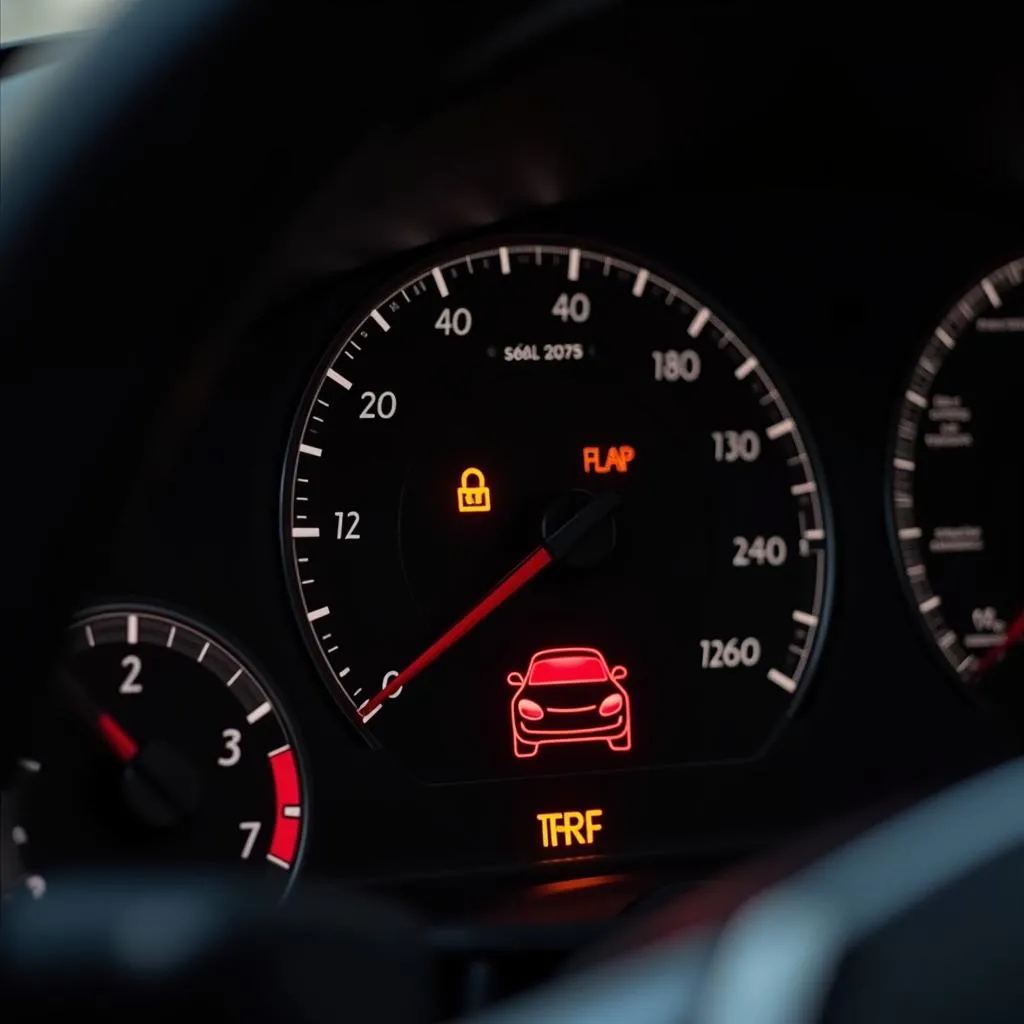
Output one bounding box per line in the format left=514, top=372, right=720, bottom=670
left=284, top=240, right=833, bottom=781
left=7, top=609, right=305, bottom=901
left=891, top=257, right=1024, bottom=731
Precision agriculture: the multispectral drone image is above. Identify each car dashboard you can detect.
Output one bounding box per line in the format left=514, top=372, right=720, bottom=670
left=2, top=3, right=1021, bottom=982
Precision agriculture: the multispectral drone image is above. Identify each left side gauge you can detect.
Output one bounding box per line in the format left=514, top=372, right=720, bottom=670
left=3, top=608, right=306, bottom=901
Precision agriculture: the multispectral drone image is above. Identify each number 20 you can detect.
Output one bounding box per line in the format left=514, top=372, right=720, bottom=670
left=359, top=391, right=397, bottom=419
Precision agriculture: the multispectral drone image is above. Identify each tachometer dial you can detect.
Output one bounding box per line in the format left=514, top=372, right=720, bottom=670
left=284, top=240, right=833, bottom=782
left=891, top=257, right=1023, bottom=733
left=10, top=608, right=305, bottom=899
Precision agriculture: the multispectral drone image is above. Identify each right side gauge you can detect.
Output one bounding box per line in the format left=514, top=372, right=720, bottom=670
left=890, top=256, right=1023, bottom=733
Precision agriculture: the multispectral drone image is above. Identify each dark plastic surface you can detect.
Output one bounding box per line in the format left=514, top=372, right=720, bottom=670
left=1, top=874, right=429, bottom=1023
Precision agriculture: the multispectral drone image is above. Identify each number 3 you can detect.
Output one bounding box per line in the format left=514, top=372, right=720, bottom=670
left=218, top=728, right=242, bottom=767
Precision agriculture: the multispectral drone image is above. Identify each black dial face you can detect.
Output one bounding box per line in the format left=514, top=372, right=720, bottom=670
left=8, top=609, right=305, bottom=900
left=891, top=257, right=1024, bottom=734
left=284, top=240, right=833, bottom=783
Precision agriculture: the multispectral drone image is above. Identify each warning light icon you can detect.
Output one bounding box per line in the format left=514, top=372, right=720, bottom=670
left=507, top=647, right=631, bottom=759
left=582, top=446, right=634, bottom=473
left=457, top=467, right=491, bottom=513
left=536, top=809, right=604, bottom=848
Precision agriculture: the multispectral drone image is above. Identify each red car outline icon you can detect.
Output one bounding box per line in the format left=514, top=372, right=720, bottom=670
left=507, top=647, right=631, bottom=759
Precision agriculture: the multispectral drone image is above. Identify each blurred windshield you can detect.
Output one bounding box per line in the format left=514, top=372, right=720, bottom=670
left=528, top=655, right=608, bottom=684
left=1, top=0, right=126, bottom=45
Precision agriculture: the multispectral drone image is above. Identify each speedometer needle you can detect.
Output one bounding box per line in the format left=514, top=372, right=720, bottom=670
left=974, top=608, right=1024, bottom=677
left=359, top=491, right=621, bottom=719
left=59, top=668, right=139, bottom=762
left=96, top=712, right=139, bottom=762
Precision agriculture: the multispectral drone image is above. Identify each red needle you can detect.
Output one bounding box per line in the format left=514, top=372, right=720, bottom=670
left=59, top=669, right=139, bottom=762
left=975, top=608, right=1024, bottom=676
left=360, top=547, right=553, bottom=718
left=96, top=711, right=139, bottom=762
left=359, top=491, right=620, bottom=720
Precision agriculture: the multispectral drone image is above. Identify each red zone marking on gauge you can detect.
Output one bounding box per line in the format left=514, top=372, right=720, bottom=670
left=269, top=747, right=301, bottom=866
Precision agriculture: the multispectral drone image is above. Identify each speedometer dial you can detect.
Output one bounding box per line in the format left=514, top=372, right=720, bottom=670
left=284, top=240, right=832, bottom=782
left=890, top=257, right=1023, bottom=732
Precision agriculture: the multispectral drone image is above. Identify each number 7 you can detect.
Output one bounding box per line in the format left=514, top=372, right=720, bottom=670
left=238, top=821, right=261, bottom=859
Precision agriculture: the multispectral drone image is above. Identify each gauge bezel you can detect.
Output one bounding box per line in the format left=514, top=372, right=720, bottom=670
left=61, top=601, right=311, bottom=899
left=885, top=255, right=1024, bottom=692
left=279, top=233, right=838, bottom=771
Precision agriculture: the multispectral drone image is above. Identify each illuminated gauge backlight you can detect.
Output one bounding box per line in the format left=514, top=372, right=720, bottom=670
left=284, top=240, right=834, bottom=782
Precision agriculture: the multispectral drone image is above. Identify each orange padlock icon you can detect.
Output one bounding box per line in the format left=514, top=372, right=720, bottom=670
left=457, top=467, right=491, bottom=513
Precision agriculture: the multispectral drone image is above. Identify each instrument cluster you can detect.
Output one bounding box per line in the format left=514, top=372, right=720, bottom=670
left=3, top=190, right=1021, bottom=903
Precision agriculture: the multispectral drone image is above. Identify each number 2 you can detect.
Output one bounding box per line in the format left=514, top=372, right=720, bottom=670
left=119, top=655, right=142, bottom=694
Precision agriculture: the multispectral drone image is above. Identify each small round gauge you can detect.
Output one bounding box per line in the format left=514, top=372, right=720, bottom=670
left=891, top=257, right=1023, bottom=731
left=7, top=608, right=305, bottom=900
left=283, top=239, right=833, bottom=783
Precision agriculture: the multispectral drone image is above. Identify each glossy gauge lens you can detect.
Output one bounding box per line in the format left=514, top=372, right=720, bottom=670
left=284, top=240, right=832, bottom=783
left=8, top=609, right=304, bottom=900
left=891, top=257, right=1023, bottom=731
